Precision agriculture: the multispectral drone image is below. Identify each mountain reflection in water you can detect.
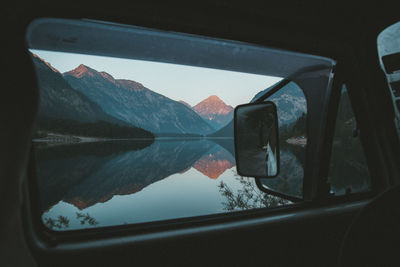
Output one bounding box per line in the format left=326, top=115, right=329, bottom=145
left=34, top=139, right=302, bottom=230
left=193, top=145, right=235, bottom=179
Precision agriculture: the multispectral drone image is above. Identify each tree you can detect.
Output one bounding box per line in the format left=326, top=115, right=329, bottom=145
left=44, top=212, right=99, bottom=230
left=44, top=215, right=70, bottom=230
left=218, top=170, right=291, bottom=211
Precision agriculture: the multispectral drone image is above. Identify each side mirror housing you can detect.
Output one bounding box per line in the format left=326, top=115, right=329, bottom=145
left=234, top=101, right=280, bottom=178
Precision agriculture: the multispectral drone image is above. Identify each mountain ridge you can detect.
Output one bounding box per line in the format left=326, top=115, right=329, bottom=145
left=31, top=54, right=153, bottom=139
left=32, top=53, right=60, bottom=73
left=63, top=65, right=215, bottom=135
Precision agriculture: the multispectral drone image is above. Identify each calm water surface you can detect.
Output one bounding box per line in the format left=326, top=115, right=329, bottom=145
left=34, top=139, right=302, bottom=230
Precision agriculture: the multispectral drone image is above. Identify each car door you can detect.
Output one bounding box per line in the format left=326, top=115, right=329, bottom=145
left=2, top=2, right=400, bottom=267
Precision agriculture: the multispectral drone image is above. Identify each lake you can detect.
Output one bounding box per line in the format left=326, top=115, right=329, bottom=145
left=33, top=138, right=303, bottom=231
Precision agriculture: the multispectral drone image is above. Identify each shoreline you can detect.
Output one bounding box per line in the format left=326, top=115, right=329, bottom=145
left=32, top=132, right=234, bottom=145
left=32, top=133, right=154, bottom=146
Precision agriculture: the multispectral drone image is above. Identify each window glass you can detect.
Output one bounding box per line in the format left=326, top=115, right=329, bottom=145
left=31, top=50, right=297, bottom=231
left=258, top=82, right=307, bottom=199
left=328, top=85, right=371, bottom=195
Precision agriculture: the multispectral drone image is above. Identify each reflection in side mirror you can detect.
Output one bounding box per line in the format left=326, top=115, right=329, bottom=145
left=234, top=101, right=279, bottom=178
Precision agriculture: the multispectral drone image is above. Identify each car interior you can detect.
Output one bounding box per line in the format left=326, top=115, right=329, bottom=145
left=2, top=1, right=400, bottom=266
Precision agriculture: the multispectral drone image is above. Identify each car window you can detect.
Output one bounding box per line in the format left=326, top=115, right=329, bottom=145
left=328, top=85, right=371, bottom=195
left=27, top=18, right=335, bottom=232
left=31, top=50, right=298, bottom=231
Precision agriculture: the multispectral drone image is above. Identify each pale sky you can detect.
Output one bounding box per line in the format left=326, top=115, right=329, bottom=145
left=31, top=49, right=282, bottom=107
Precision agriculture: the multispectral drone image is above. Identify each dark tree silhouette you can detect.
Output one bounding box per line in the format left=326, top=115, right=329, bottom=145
left=218, top=170, right=291, bottom=211
left=34, top=117, right=154, bottom=140
left=44, top=215, right=70, bottom=230
left=44, top=212, right=99, bottom=230
left=76, top=212, right=99, bottom=226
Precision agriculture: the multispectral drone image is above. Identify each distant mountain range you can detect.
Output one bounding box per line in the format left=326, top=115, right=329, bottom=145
left=63, top=65, right=215, bottom=135
left=31, top=54, right=153, bottom=139
left=32, top=53, right=306, bottom=139
left=31, top=54, right=243, bottom=137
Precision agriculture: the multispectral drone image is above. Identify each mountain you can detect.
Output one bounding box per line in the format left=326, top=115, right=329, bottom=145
left=178, top=100, right=192, bottom=109
left=209, top=81, right=307, bottom=137
left=208, top=120, right=234, bottom=137
left=31, top=54, right=153, bottom=139
left=193, top=95, right=233, bottom=130
left=63, top=65, right=214, bottom=135
left=251, top=81, right=307, bottom=125
left=32, top=54, right=112, bottom=123
left=32, top=53, right=60, bottom=73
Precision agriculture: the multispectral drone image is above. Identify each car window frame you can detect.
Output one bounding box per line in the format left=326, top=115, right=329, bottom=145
left=22, top=18, right=382, bottom=247
left=24, top=61, right=375, bottom=245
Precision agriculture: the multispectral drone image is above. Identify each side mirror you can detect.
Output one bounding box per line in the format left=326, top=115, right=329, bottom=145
left=234, top=101, right=279, bottom=178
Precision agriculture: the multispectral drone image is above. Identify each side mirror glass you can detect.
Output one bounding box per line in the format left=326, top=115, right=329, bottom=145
left=234, top=101, right=279, bottom=178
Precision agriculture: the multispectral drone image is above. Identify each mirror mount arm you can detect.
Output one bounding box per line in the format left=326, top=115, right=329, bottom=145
left=254, top=179, right=303, bottom=203
left=254, top=64, right=332, bottom=103
left=254, top=79, right=291, bottom=103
